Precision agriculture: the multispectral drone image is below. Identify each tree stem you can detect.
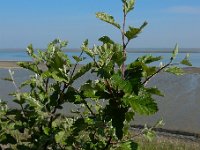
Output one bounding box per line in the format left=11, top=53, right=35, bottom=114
left=121, top=4, right=127, bottom=78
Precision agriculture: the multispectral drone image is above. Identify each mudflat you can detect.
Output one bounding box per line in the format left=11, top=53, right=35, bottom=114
left=0, top=63, right=200, bottom=134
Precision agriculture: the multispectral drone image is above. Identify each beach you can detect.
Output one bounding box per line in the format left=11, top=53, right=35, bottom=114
left=0, top=61, right=20, bottom=68
left=0, top=61, right=200, bottom=134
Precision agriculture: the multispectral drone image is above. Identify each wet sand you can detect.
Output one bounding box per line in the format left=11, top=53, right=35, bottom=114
left=0, top=61, right=20, bottom=68
left=0, top=61, right=200, bottom=134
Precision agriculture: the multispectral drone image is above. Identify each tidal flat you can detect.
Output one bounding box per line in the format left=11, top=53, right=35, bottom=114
left=0, top=61, right=200, bottom=134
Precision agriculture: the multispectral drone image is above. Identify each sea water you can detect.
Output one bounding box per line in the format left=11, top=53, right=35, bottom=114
left=0, top=48, right=199, bottom=67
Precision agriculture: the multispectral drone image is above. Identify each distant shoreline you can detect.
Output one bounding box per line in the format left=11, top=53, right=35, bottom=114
left=0, top=61, right=21, bottom=68
left=0, top=61, right=200, bottom=74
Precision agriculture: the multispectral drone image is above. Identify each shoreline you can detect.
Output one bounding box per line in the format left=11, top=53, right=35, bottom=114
left=0, top=61, right=23, bottom=68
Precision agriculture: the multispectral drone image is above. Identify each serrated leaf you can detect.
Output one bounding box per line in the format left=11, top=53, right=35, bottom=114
left=96, top=12, right=121, bottom=29
left=180, top=53, right=192, bottom=66
left=80, top=80, right=98, bottom=98
left=55, top=131, right=65, bottom=143
left=18, top=62, right=42, bottom=74
left=137, top=55, right=163, bottom=64
left=99, top=36, right=115, bottom=44
left=123, top=0, right=135, bottom=15
left=123, top=93, right=158, bottom=115
left=81, top=40, right=94, bottom=57
left=73, top=55, right=82, bottom=62
left=72, top=62, right=93, bottom=81
left=165, top=66, right=184, bottom=75
left=125, top=22, right=147, bottom=41
left=51, top=72, right=68, bottom=82
left=171, top=44, right=179, bottom=60
left=111, top=74, right=132, bottom=93
left=146, top=87, right=164, bottom=97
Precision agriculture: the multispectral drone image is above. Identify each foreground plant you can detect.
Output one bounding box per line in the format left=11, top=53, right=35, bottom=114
left=0, top=0, right=191, bottom=149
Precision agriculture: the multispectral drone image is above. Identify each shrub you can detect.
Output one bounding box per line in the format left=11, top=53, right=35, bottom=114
left=0, top=0, right=191, bottom=149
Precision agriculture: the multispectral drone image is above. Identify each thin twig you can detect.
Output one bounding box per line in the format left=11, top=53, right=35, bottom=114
left=83, top=100, right=96, bottom=117
left=142, top=59, right=173, bottom=86
left=45, top=78, right=49, bottom=93
left=70, top=50, right=84, bottom=79
left=8, top=69, right=20, bottom=93
left=120, top=4, right=128, bottom=78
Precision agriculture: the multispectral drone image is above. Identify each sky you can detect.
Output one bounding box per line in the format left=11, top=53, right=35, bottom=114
left=0, top=0, right=200, bottom=49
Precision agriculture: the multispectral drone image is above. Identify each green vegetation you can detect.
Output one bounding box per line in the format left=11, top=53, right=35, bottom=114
left=135, top=135, right=200, bottom=150
left=0, top=0, right=192, bottom=149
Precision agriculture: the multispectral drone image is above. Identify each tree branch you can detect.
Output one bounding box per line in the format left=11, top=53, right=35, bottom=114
left=142, top=59, right=173, bottom=86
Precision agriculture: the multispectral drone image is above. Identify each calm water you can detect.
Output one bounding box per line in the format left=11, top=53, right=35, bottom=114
left=0, top=48, right=199, bottom=67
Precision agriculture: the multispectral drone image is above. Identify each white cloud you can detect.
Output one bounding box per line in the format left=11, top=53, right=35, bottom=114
left=166, top=6, right=200, bottom=14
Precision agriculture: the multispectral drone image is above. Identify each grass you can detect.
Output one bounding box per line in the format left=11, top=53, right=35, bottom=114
left=134, top=134, right=200, bottom=150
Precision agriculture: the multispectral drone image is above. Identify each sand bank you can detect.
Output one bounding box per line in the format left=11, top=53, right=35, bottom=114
left=0, top=61, right=21, bottom=68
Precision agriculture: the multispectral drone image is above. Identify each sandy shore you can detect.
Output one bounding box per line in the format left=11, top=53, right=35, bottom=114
left=0, top=61, right=21, bottom=68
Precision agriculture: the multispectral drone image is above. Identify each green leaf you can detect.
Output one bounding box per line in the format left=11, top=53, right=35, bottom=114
left=42, top=127, right=50, bottom=135
left=73, top=55, right=83, bottom=62
left=80, top=81, right=98, bottom=98
left=99, top=36, right=115, bottom=44
left=18, top=62, right=42, bottom=74
left=137, top=55, right=162, bottom=64
left=123, top=0, right=135, bottom=15
left=154, top=119, right=165, bottom=128
left=27, top=44, right=38, bottom=59
left=104, top=104, right=127, bottom=139
left=171, top=44, right=179, bottom=60
left=60, top=40, right=68, bottom=48
left=123, top=92, right=158, bottom=115
left=125, top=62, right=143, bottom=94
left=143, top=128, right=156, bottom=141
left=65, top=86, right=83, bottom=104
left=81, top=40, right=94, bottom=57
left=111, top=44, right=125, bottom=66
left=125, top=22, right=147, bottom=41
left=125, top=111, right=135, bottom=122
left=55, top=131, right=65, bottom=143
left=51, top=72, right=68, bottom=82
left=111, top=74, right=132, bottom=93
left=116, top=141, right=138, bottom=150
left=96, top=12, right=121, bottom=29
left=146, top=87, right=164, bottom=97
left=165, top=66, right=184, bottom=75
left=180, top=53, right=192, bottom=66
left=72, top=62, right=93, bottom=81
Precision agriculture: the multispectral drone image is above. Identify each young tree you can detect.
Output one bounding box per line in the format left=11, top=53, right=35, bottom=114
left=0, top=0, right=191, bottom=149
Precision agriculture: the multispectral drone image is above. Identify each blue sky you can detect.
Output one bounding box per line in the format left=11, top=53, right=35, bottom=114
left=0, top=0, right=200, bottom=49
